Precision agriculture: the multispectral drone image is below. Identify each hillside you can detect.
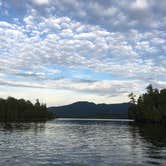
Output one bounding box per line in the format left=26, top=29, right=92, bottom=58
left=48, top=101, right=131, bottom=119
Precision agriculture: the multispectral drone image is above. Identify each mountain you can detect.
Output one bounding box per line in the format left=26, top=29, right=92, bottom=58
left=48, top=101, right=131, bottom=119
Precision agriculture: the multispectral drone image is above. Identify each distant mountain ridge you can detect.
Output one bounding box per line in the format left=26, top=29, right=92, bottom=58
left=48, top=101, right=131, bottom=119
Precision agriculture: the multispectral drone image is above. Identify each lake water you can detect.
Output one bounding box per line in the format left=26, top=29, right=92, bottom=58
left=0, top=119, right=166, bottom=166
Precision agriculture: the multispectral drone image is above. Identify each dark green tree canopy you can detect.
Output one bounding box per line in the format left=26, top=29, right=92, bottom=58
left=128, top=84, right=166, bottom=123
left=0, top=97, right=54, bottom=122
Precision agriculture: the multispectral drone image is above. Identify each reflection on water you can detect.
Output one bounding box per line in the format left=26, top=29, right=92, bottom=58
left=0, top=122, right=46, bottom=132
left=0, top=119, right=166, bottom=166
left=130, top=124, right=166, bottom=166
left=137, top=124, right=166, bottom=147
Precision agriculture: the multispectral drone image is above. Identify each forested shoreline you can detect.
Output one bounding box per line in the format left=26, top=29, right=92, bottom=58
left=128, top=85, right=166, bottom=123
left=0, top=97, right=55, bottom=122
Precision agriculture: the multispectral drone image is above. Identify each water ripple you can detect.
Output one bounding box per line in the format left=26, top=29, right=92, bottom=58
left=0, top=119, right=166, bottom=165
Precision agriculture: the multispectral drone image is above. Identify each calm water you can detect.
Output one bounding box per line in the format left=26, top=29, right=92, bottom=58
left=0, top=119, right=166, bottom=166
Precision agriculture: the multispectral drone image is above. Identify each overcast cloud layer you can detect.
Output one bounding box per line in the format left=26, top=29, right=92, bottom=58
left=0, top=0, right=165, bottom=105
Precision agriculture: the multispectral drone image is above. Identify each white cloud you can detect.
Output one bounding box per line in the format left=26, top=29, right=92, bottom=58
left=0, top=16, right=165, bottom=80
left=32, top=0, right=49, bottom=5
left=0, top=1, right=165, bottom=104
left=131, top=0, right=148, bottom=10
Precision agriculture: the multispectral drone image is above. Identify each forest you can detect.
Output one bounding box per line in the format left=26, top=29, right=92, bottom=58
left=128, top=84, right=166, bottom=123
left=0, top=97, right=55, bottom=122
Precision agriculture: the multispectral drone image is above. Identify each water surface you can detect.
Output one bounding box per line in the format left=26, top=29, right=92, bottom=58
left=0, top=119, right=166, bottom=165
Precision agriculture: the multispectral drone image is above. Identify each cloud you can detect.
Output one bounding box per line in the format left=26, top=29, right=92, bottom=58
left=32, top=0, right=49, bottom=5
left=37, top=0, right=165, bottom=31
left=130, top=0, right=148, bottom=10
left=0, top=15, right=165, bottom=80
left=1, top=0, right=166, bottom=30
left=0, top=75, right=144, bottom=96
left=0, top=0, right=165, bottom=104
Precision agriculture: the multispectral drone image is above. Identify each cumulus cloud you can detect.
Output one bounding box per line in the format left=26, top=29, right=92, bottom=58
left=0, top=0, right=165, bottom=104
left=36, top=0, right=165, bottom=31
left=0, top=14, right=165, bottom=80
left=130, top=0, right=148, bottom=10
left=32, top=0, right=49, bottom=5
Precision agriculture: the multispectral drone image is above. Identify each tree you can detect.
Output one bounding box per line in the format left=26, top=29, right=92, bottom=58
left=0, top=97, right=55, bottom=122
left=146, top=84, right=153, bottom=94
left=128, top=84, right=166, bottom=123
left=128, top=92, right=136, bottom=104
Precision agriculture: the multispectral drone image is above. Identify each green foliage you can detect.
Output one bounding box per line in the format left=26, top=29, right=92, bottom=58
left=0, top=97, right=55, bottom=122
left=128, top=84, right=166, bottom=123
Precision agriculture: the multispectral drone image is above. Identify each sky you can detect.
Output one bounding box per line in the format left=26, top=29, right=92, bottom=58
left=0, top=0, right=165, bottom=106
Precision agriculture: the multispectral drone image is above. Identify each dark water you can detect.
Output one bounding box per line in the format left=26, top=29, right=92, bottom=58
left=0, top=119, right=166, bottom=166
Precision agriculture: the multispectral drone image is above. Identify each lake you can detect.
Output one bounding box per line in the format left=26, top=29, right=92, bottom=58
left=0, top=119, right=166, bottom=166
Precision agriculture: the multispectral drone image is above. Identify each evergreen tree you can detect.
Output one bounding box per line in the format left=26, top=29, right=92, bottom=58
left=128, top=84, right=166, bottom=123
left=0, top=97, right=55, bottom=122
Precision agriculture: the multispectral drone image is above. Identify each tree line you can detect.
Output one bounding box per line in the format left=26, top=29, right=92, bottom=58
left=0, top=97, right=55, bottom=122
left=128, top=84, right=166, bottom=123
